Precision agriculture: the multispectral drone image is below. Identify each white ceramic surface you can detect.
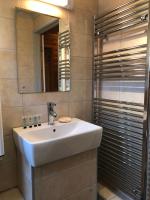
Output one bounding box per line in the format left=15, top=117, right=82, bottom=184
left=13, top=118, right=103, bottom=167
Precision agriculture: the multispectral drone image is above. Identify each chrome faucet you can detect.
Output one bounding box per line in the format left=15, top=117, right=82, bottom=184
left=47, top=102, right=57, bottom=125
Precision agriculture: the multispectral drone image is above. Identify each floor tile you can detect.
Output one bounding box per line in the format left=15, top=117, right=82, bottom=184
left=0, top=188, right=23, bottom=200
left=98, top=184, right=123, bottom=200
left=98, top=185, right=116, bottom=200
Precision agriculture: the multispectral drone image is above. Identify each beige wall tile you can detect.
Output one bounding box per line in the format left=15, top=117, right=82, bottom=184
left=0, top=17, right=16, bottom=50
left=71, top=33, right=92, bottom=58
left=2, top=106, right=23, bottom=135
left=0, top=50, right=17, bottom=79
left=0, top=79, right=22, bottom=107
left=82, top=101, right=92, bottom=122
left=69, top=101, right=92, bottom=122
left=71, top=57, right=92, bottom=80
left=69, top=80, right=85, bottom=101
left=22, top=93, right=47, bottom=106
left=22, top=92, right=70, bottom=107
left=69, top=10, right=94, bottom=35
left=73, top=0, right=98, bottom=14
left=23, top=105, right=47, bottom=122
left=69, top=101, right=84, bottom=119
left=84, top=80, right=92, bottom=101
left=3, top=135, right=17, bottom=163
left=23, top=102, right=69, bottom=122
left=45, top=92, right=70, bottom=104
left=0, top=0, right=16, bottom=19
left=0, top=160, right=17, bottom=192
left=55, top=102, right=69, bottom=119
left=69, top=80, right=92, bottom=101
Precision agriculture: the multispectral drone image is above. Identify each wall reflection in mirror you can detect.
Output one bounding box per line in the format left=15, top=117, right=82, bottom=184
left=16, top=9, right=71, bottom=93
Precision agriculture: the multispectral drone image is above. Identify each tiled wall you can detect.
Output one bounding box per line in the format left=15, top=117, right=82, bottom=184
left=0, top=0, right=98, bottom=192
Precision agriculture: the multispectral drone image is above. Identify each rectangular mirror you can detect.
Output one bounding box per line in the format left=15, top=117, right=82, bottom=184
left=16, top=9, right=71, bottom=93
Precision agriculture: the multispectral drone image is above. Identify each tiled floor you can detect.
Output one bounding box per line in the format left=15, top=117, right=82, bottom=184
left=0, top=188, right=23, bottom=200
left=0, top=185, right=122, bottom=200
left=98, top=184, right=123, bottom=200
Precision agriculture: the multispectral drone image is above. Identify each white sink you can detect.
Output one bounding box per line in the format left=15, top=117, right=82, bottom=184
left=13, top=118, right=103, bottom=167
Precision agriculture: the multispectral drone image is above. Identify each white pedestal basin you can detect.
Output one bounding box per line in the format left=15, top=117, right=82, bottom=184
left=13, top=118, right=103, bottom=167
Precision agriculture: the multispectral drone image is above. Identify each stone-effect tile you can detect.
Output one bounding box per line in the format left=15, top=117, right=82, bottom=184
left=3, top=135, right=17, bottom=163
left=0, top=160, right=17, bottom=192
left=65, top=185, right=97, bottom=200
left=0, top=79, right=22, bottom=107
left=71, top=57, right=92, bottom=80
left=0, top=17, right=16, bottom=50
left=82, top=101, right=92, bottom=122
left=98, top=185, right=124, bottom=200
left=98, top=185, right=116, bottom=200
left=2, top=106, right=23, bottom=135
left=22, top=93, right=47, bottom=106
left=22, top=92, right=70, bottom=107
left=74, top=0, right=98, bottom=14
left=71, top=33, right=93, bottom=58
left=23, top=102, right=69, bottom=122
left=23, top=105, right=47, bottom=123
left=0, top=188, right=23, bottom=200
left=69, top=101, right=92, bottom=122
left=46, top=92, right=70, bottom=104
left=69, top=10, right=94, bottom=35
left=69, top=101, right=84, bottom=119
left=0, top=0, right=16, bottom=19
left=69, top=80, right=92, bottom=102
left=0, top=50, right=17, bottom=79
left=55, top=102, right=69, bottom=119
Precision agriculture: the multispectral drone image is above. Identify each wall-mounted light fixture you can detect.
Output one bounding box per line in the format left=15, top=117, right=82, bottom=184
left=39, top=0, right=68, bottom=7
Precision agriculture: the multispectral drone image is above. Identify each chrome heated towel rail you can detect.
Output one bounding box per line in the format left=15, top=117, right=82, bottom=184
left=93, top=0, right=150, bottom=199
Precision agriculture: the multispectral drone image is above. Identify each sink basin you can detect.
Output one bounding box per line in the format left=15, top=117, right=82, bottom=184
left=13, top=118, right=103, bottom=167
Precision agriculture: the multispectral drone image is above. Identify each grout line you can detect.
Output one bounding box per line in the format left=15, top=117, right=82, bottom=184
left=0, top=48, right=16, bottom=52
left=0, top=16, right=14, bottom=21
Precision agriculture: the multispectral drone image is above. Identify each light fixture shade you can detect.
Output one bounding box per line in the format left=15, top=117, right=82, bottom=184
left=40, top=0, right=68, bottom=7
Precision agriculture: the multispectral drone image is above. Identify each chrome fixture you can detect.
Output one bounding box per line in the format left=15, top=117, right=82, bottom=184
left=47, top=102, right=57, bottom=125
left=93, top=0, right=149, bottom=199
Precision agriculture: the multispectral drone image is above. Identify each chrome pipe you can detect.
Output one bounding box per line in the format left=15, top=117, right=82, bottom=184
left=96, top=6, right=148, bottom=29
left=96, top=12, right=148, bottom=33
left=95, top=0, right=148, bottom=23
left=94, top=44, right=147, bottom=57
